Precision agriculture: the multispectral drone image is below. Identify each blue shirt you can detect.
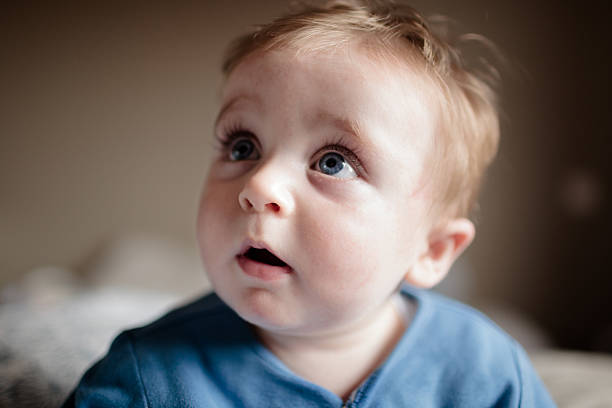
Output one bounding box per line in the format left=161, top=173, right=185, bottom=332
left=62, top=286, right=555, bottom=407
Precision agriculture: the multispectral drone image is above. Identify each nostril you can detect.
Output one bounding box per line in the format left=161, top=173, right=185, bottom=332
left=240, top=196, right=254, bottom=210
left=266, top=203, right=280, bottom=212
left=238, top=185, right=291, bottom=215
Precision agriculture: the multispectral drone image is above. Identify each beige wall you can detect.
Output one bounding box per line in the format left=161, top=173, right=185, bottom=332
left=1, top=1, right=288, bottom=281
left=1, top=1, right=609, bottom=349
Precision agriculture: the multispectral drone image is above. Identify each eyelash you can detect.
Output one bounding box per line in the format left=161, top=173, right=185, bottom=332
left=214, top=123, right=253, bottom=151
left=214, top=124, right=366, bottom=175
left=314, top=135, right=366, bottom=176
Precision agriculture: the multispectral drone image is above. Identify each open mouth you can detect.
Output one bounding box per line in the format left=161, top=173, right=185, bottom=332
left=243, top=247, right=288, bottom=267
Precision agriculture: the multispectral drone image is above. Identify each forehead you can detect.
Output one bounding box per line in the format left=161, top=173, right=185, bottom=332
left=220, top=46, right=439, bottom=163
left=223, top=46, right=436, bottom=107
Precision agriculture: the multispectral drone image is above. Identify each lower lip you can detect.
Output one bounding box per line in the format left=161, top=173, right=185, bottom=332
left=237, top=255, right=292, bottom=281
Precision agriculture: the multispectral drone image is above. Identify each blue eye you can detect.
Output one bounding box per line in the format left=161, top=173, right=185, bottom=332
left=317, top=152, right=357, bottom=179
left=230, top=138, right=259, bottom=161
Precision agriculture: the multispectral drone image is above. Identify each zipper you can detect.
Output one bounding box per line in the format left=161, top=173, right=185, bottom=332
left=341, top=368, right=381, bottom=408
left=341, top=385, right=360, bottom=408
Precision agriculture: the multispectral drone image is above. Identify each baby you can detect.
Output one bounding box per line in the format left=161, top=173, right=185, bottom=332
left=63, top=1, right=555, bottom=406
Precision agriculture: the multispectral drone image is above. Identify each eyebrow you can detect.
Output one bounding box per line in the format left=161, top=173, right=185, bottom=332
left=214, top=94, right=262, bottom=130
left=313, top=111, right=375, bottom=152
left=215, top=96, right=376, bottom=153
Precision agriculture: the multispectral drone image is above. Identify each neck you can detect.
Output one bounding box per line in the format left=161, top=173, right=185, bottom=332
left=255, top=294, right=410, bottom=400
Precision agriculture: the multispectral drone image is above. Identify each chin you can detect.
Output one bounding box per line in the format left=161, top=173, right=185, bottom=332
left=225, top=287, right=298, bottom=330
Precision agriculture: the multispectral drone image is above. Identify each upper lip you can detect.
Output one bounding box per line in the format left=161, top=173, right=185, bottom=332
left=238, top=238, right=291, bottom=268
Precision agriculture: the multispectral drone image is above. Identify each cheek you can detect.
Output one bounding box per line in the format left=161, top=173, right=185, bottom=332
left=197, top=180, right=238, bottom=263
left=299, top=200, right=401, bottom=293
left=297, top=192, right=429, bottom=304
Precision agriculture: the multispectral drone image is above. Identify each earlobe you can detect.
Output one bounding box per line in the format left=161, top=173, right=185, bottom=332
left=405, top=218, right=475, bottom=289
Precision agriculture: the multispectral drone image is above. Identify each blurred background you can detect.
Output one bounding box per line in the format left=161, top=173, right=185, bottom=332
left=1, top=0, right=610, bottom=354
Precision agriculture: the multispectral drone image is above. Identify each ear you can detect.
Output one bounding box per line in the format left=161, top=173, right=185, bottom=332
left=405, top=218, right=475, bottom=289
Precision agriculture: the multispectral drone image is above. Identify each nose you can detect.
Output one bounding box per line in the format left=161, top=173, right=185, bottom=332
left=238, top=162, right=295, bottom=217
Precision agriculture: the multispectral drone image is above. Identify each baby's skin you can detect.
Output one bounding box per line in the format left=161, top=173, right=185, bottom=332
left=197, top=46, right=474, bottom=398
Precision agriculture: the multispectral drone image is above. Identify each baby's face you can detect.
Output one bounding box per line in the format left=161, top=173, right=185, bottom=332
left=197, top=47, right=439, bottom=335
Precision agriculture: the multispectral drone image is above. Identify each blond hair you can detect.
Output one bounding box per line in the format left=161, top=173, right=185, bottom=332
left=222, top=0, right=500, bottom=219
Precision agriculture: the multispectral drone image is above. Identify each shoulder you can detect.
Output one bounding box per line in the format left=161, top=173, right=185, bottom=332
left=127, top=291, right=238, bottom=341
left=402, top=286, right=519, bottom=352
left=396, top=286, right=556, bottom=407
left=113, top=291, right=253, bottom=367
left=63, top=330, right=148, bottom=407
left=63, top=292, right=250, bottom=407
